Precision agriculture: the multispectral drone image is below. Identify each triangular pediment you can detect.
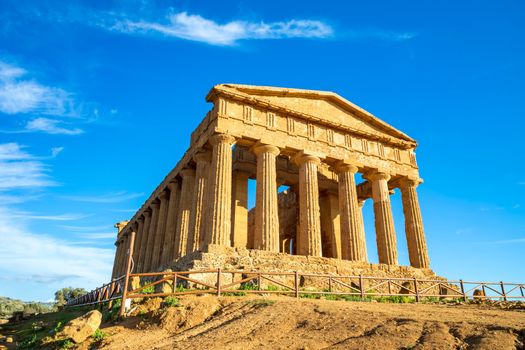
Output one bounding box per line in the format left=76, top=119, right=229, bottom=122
left=207, top=84, right=416, bottom=148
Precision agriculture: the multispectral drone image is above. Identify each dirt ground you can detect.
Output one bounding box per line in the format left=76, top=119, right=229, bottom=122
left=94, top=295, right=525, bottom=350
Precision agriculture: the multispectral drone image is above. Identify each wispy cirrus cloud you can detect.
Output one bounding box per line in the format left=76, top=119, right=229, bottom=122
left=0, top=143, right=57, bottom=191
left=0, top=206, right=113, bottom=297
left=479, top=238, right=525, bottom=245
left=110, top=12, right=333, bottom=46
left=0, top=61, right=76, bottom=116
left=61, top=191, right=144, bottom=203
left=25, top=117, right=84, bottom=135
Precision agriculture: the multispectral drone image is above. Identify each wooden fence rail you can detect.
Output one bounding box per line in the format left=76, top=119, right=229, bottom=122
left=67, top=268, right=525, bottom=317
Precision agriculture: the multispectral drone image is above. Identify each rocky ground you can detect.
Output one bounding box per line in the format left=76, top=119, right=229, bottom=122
left=1, top=295, right=524, bottom=349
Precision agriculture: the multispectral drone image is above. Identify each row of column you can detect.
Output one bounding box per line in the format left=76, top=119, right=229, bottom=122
left=113, top=131, right=430, bottom=277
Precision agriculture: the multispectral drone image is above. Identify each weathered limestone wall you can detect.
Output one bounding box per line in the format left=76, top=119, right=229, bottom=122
left=172, top=245, right=437, bottom=279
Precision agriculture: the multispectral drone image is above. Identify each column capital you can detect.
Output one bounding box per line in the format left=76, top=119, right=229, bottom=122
left=193, top=150, right=212, bottom=163
left=167, top=180, right=179, bottom=191
left=365, top=171, right=391, bottom=182
left=158, top=189, right=169, bottom=200
left=143, top=208, right=152, bottom=217
left=114, top=221, right=129, bottom=233
left=137, top=215, right=144, bottom=223
left=251, top=143, right=280, bottom=156
left=150, top=199, right=160, bottom=208
left=210, top=133, right=236, bottom=146
left=398, top=177, right=423, bottom=189
left=293, top=152, right=321, bottom=166
left=180, top=168, right=196, bottom=178
left=332, top=161, right=359, bottom=174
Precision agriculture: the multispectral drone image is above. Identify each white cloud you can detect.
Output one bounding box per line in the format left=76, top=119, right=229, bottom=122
left=61, top=191, right=144, bottom=203
left=51, top=146, right=64, bottom=158
left=25, top=117, right=84, bottom=135
left=0, top=61, right=76, bottom=116
left=480, top=238, right=525, bottom=245
left=25, top=213, right=88, bottom=221
left=111, top=11, right=333, bottom=46
left=0, top=143, right=57, bottom=190
left=0, top=206, right=113, bottom=298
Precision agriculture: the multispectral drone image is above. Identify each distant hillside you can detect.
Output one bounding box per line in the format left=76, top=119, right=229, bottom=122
left=0, top=296, right=55, bottom=318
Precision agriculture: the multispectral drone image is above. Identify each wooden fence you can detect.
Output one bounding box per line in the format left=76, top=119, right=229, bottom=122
left=66, top=232, right=524, bottom=316
left=67, top=268, right=525, bottom=317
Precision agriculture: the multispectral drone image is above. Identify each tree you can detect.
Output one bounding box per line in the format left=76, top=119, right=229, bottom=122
left=54, top=287, right=88, bottom=307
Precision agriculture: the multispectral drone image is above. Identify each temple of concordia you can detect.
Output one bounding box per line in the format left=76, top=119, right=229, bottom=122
left=111, top=84, right=433, bottom=281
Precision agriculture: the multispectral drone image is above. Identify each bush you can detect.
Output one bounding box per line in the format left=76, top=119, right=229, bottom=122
left=163, top=297, right=180, bottom=307
left=92, top=329, right=106, bottom=342
left=141, top=285, right=155, bottom=294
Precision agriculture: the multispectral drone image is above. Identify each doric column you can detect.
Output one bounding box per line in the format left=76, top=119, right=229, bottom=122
left=367, top=172, right=398, bottom=265
left=111, top=240, right=122, bottom=279
left=161, top=181, right=180, bottom=266
left=295, top=153, right=322, bottom=257
left=253, top=144, right=280, bottom=252
left=399, top=178, right=430, bottom=268
left=319, top=191, right=341, bottom=258
left=175, top=168, right=196, bottom=258
left=206, top=133, right=235, bottom=246
left=335, top=163, right=367, bottom=261
left=137, top=210, right=151, bottom=272
left=188, top=151, right=211, bottom=253
left=132, top=217, right=145, bottom=272
left=231, top=171, right=249, bottom=248
left=150, top=190, right=169, bottom=270
left=357, top=200, right=368, bottom=262
left=117, top=234, right=127, bottom=277
left=143, top=201, right=160, bottom=271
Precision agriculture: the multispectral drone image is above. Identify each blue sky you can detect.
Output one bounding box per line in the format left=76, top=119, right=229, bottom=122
left=0, top=0, right=523, bottom=301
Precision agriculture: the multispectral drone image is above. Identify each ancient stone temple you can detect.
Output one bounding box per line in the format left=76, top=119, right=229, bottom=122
left=111, top=84, right=431, bottom=279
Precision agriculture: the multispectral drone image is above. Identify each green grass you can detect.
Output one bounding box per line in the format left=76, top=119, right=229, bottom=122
left=92, top=328, right=106, bottom=342
left=140, top=285, right=155, bottom=294
left=1, top=308, right=86, bottom=349
left=163, top=297, right=180, bottom=307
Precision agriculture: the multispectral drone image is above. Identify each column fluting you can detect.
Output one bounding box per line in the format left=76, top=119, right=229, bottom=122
left=143, top=201, right=160, bottom=271
left=150, top=190, right=169, bottom=270
left=175, top=168, right=196, bottom=258
left=399, top=178, right=430, bottom=268
left=295, top=154, right=322, bottom=257
left=335, top=163, right=367, bottom=261
left=253, top=144, right=280, bottom=252
left=138, top=210, right=151, bottom=272
left=187, top=152, right=211, bottom=253
left=206, top=133, right=235, bottom=246
left=368, top=172, right=398, bottom=265
left=161, top=181, right=180, bottom=266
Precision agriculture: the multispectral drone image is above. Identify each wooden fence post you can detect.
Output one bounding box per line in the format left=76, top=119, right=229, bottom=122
left=172, top=273, right=178, bottom=293
left=294, top=271, right=299, bottom=298
left=459, top=280, right=467, bottom=302
left=217, top=268, right=222, bottom=296
left=500, top=281, right=507, bottom=302
left=118, top=231, right=136, bottom=318
left=359, top=274, right=364, bottom=300
left=108, top=280, right=115, bottom=310
left=413, top=277, right=420, bottom=302
left=328, top=277, right=332, bottom=293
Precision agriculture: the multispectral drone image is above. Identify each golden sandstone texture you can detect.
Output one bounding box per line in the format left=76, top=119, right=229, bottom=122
left=111, top=85, right=430, bottom=278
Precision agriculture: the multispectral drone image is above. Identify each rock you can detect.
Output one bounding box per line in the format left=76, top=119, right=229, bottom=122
left=58, top=310, right=102, bottom=343
left=473, top=289, right=486, bottom=301
left=5, top=337, right=13, bottom=343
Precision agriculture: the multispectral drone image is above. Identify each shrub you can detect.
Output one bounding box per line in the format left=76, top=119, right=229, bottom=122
left=163, top=297, right=180, bottom=307
left=92, top=329, right=106, bottom=342
left=141, top=285, right=155, bottom=294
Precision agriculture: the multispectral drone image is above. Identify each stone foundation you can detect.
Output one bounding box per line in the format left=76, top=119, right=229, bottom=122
left=158, top=244, right=444, bottom=294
